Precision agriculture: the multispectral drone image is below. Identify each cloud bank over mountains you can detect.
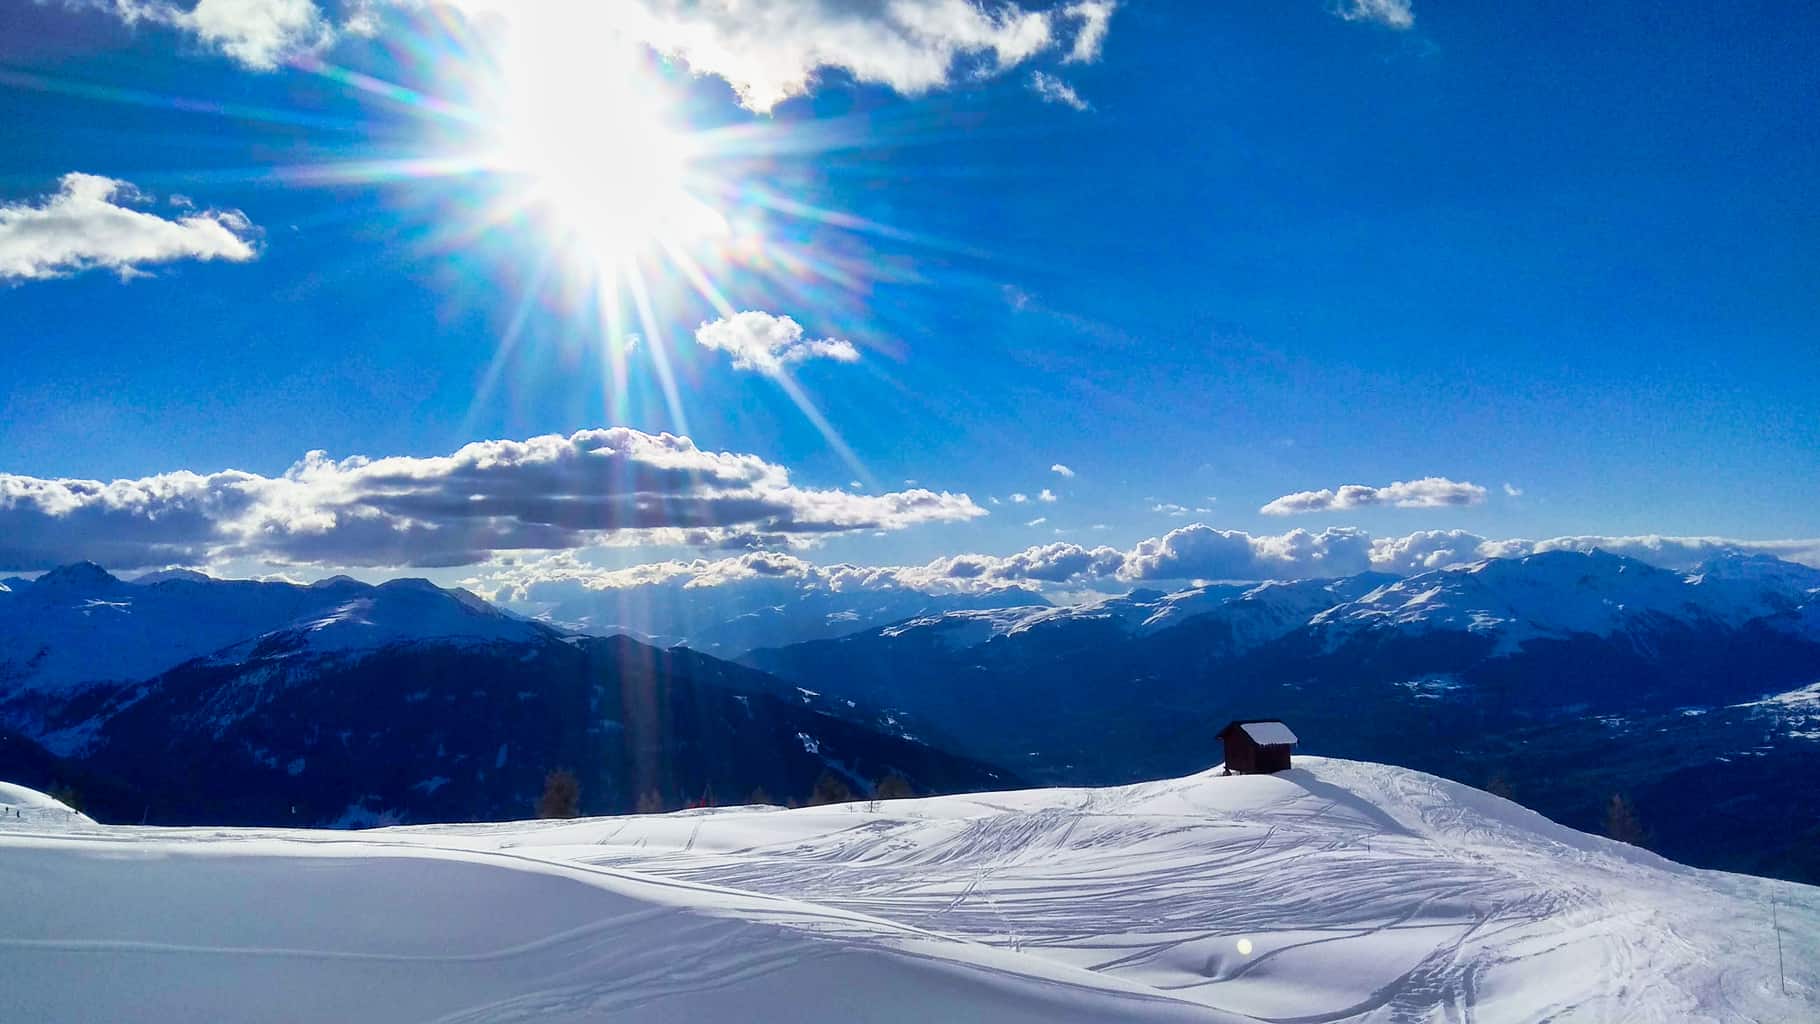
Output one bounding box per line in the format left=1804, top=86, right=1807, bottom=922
left=0, top=428, right=983, bottom=570
left=470, top=525, right=1820, bottom=605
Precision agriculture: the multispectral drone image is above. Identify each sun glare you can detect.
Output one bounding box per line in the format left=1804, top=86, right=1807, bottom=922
left=489, top=20, right=725, bottom=266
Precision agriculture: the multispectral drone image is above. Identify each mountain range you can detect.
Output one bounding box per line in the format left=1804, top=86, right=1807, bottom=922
left=4, top=549, right=1818, bottom=881
left=0, top=565, right=1010, bottom=825
left=744, top=550, right=1820, bottom=880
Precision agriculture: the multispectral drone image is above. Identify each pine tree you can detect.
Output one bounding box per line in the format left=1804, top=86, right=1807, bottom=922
left=873, top=772, right=915, bottom=801
left=807, top=771, right=854, bottom=806
left=536, top=770, right=580, bottom=819
left=636, top=789, right=666, bottom=814
left=1486, top=773, right=1515, bottom=800
left=1604, top=792, right=1646, bottom=846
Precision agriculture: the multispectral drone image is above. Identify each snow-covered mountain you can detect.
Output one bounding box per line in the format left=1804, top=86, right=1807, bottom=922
left=1312, top=549, right=1820, bottom=651
left=0, top=566, right=1010, bottom=825
left=0, top=563, right=546, bottom=699
left=505, top=574, right=1047, bottom=656
left=5, top=758, right=1814, bottom=1022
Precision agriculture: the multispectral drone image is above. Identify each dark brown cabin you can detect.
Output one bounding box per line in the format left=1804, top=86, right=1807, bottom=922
left=1217, top=719, right=1298, bottom=775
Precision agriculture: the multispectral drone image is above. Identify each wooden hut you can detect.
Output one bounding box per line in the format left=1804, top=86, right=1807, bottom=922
left=1216, top=719, right=1297, bottom=775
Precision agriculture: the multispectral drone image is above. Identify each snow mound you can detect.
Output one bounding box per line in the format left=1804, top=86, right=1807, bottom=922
left=3, top=758, right=1814, bottom=1022
left=0, top=780, right=95, bottom=827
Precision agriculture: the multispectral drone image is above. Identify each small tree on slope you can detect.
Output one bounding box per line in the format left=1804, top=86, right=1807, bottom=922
left=808, top=771, right=854, bottom=807
left=537, top=770, right=581, bottom=819
left=1604, top=792, right=1647, bottom=847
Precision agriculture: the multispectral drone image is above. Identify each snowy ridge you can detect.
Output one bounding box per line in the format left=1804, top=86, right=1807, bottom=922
left=0, top=564, right=554, bottom=696
left=2, top=759, right=1812, bottom=1022
left=1312, top=550, right=1819, bottom=652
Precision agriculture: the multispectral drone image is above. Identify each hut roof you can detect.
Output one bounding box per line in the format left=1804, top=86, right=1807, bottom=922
left=1219, top=720, right=1298, bottom=746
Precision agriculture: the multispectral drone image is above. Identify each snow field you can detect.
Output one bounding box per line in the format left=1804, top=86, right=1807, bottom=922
left=3, top=757, right=1814, bottom=1022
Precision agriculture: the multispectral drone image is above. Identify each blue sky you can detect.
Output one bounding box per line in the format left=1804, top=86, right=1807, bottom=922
left=1, top=0, right=1816, bottom=593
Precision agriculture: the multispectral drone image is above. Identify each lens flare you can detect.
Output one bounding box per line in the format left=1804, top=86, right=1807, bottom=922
left=485, top=18, right=725, bottom=269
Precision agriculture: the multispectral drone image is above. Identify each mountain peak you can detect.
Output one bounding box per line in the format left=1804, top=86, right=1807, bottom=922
left=131, top=568, right=213, bottom=585
left=31, top=562, right=122, bottom=592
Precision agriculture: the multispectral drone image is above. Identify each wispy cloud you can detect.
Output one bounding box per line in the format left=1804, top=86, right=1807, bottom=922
left=1260, top=477, right=1486, bottom=516
left=1061, top=0, right=1116, bottom=63
left=0, top=173, right=258, bottom=281
left=1503, top=482, right=1523, bottom=497
left=1030, top=71, right=1089, bottom=111
left=1333, top=0, right=1415, bottom=30
left=1050, top=463, right=1076, bottom=479
left=694, top=310, right=859, bottom=374
left=1026, top=516, right=1048, bottom=527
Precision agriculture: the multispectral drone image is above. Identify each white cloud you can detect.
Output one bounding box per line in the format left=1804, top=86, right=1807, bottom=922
left=1061, top=0, right=1115, bottom=63
left=1153, top=503, right=1188, bottom=517
left=1038, top=488, right=1058, bottom=503
left=1029, top=71, right=1089, bottom=111
left=694, top=310, right=860, bottom=374
left=1026, top=516, right=1048, bottom=527
left=101, top=0, right=335, bottom=68
left=1122, top=525, right=1375, bottom=581
left=1503, top=482, right=1523, bottom=497
left=0, top=427, right=983, bottom=570
left=83, top=1, right=1120, bottom=112
left=1010, top=493, right=1029, bottom=504
left=1260, top=476, right=1487, bottom=516
left=0, top=173, right=258, bottom=281
left=468, top=527, right=1820, bottom=608
left=1050, top=463, right=1075, bottom=479
left=1333, top=0, right=1414, bottom=30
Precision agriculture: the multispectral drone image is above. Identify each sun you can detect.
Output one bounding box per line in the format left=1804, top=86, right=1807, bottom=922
left=486, top=16, right=725, bottom=267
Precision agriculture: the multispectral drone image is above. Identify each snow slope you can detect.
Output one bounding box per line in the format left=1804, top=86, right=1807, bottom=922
left=4, top=759, right=1814, bottom=1022
left=0, top=779, right=92, bottom=826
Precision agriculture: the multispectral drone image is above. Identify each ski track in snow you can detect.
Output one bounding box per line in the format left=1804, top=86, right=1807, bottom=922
left=3, top=758, right=1816, bottom=1022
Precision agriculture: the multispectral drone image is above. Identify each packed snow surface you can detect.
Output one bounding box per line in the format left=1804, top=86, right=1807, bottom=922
left=3, top=759, right=1815, bottom=1022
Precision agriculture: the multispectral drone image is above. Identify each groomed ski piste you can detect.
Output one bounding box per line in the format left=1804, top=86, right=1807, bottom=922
left=3, top=758, right=1814, bottom=1022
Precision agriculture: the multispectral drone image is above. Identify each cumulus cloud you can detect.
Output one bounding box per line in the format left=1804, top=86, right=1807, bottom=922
left=602, top=0, right=1104, bottom=112
left=1333, top=0, right=1414, bottom=30
left=1038, top=488, right=1058, bottom=503
left=96, top=0, right=335, bottom=68
left=1260, top=476, right=1487, bottom=516
left=0, top=427, right=983, bottom=571
left=0, top=173, right=258, bottom=281
left=1029, top=70, right=1089, bottom=111
left=1503, top=482, right=1523, bottom=497
left=694, top=310, right=860, bottom=374
left=80, top=1, right=1119, bottom=112
left=1050, top=463, right=1075, bottom=479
